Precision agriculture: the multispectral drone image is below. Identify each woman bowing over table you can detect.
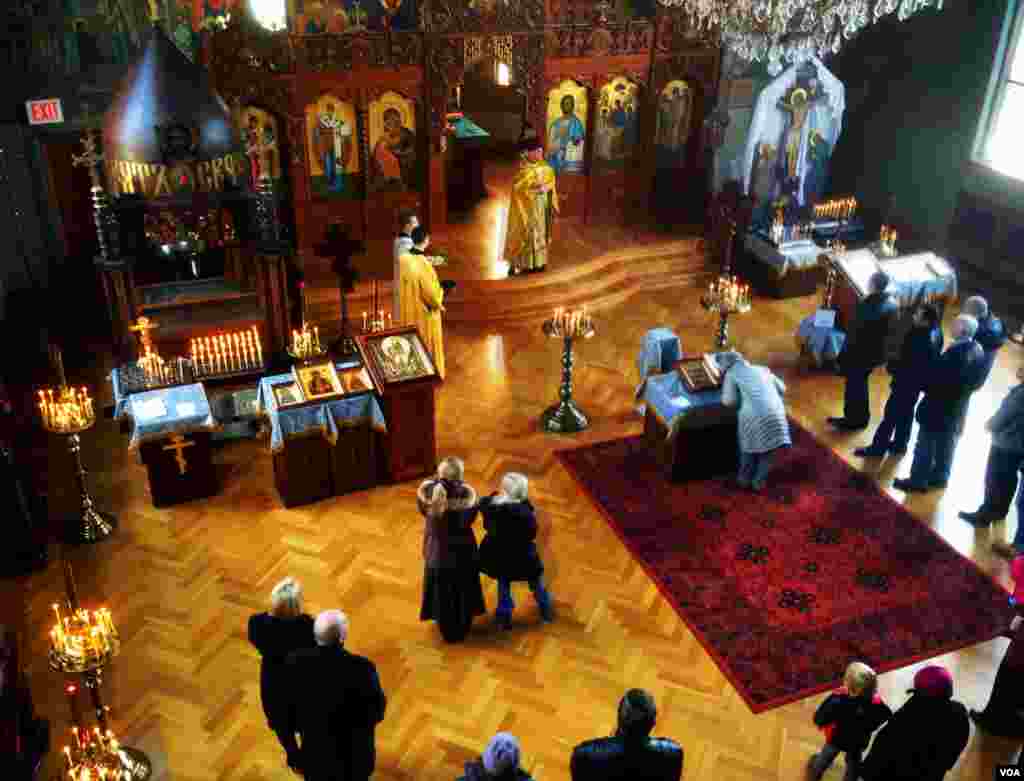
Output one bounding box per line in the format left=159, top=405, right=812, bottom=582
left=720, top=351, right=791, bottom=492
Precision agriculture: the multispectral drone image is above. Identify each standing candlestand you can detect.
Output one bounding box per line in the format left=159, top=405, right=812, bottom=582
left=541, top=307, right=595, bottom=434
left=821, top=240, right=846, bottom=309
left=38, top=382, right=116, bottom=544
left=49, top=556, right=151, bottom=780
left=701, top=276, right=752, bottom=350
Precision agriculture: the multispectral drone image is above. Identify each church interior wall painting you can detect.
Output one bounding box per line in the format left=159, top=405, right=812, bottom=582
left=368, top=90, right=419, bottom=193
left=546, top=80, right=588, bottom=176
left=239, top=107, right=283, bottom=189
left=305, top=95, right=363, bottom=199
left=288, top=0, right=418, bottom=33
left=593, top=77, right=641, bottom=171
left=654, top=79, right=693, bottom=170
left=739, top=58, right=845, bottom=225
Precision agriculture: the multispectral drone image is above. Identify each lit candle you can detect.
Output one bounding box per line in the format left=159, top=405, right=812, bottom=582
left=314, top=326, right=320, bottom=351
left=362, top=311, right=368, bottom=331
left=387, top=312, right=392, bottom=328
left=252, top=327, right=262, bottom=364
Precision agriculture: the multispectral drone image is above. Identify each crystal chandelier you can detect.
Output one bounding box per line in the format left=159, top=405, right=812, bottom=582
left=661, top=0, right=944, bottom=75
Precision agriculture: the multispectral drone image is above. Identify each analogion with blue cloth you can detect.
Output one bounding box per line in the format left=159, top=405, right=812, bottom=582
left=126, top=383, right=219, bottom=450
left=643, top=370, right=725, bottom=434
left=797, top=315, right=847, bottom=365
left=636, top=328, right=683, bottom=398
left=257, top=368, right=387, bottom=454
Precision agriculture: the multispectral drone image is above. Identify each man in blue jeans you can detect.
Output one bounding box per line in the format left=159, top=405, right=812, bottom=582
left=477, top=473, right=554, bottom=629
left=894, top=315, right=986, bottom=493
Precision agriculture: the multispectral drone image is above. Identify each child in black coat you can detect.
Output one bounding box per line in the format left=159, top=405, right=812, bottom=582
left=478, top=473, right=554, bottom=629
left=809, top=662, right=892, bottom=781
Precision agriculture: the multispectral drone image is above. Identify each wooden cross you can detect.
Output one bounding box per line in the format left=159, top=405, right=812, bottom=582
left=315, top=223, right=364, bottom=357
left=162, top=434, right=194, bottom=475
left=129, top=317, right=160, bottom=354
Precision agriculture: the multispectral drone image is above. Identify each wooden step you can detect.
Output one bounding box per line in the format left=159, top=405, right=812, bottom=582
left=306, top=238, right=712, bottom=328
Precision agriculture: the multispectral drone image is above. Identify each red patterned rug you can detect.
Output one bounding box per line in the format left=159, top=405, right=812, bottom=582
left=555, top=421, right=1012, bottom=713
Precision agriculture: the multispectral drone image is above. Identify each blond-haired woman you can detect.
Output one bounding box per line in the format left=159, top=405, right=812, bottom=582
left=417, top=457, right=486, bottom=642
left=248, top=577, right=316, bottom=771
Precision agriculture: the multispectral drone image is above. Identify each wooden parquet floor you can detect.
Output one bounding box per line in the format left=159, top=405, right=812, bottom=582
left=12, top=241, right=1024, bottom=781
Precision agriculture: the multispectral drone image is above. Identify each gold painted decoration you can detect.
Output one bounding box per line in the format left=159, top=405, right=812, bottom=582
left=368, top=91, right=419, bottom=192
left=655, top=79, right=694, bottom=168
left=239, top=107, right=282, bottom=189
left=545, top=80, right=587, bottom=175
left=594, top=77, right=640, bottom=168
left=305, top=95, right=362, bottom=199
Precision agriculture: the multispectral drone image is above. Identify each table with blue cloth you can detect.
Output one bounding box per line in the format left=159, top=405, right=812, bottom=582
left=447, top=116, right=491, bottom=212
left=125, top=383, right=220, bottom=507
left=641, top=368, right=738, bottom=481
left=256, top=368, right=388, bottom=507
left=796, top=315, right=847, bottom=367
left=636, top=328, right=683, bottom=402
left=740, top=234, right=826, bottom=299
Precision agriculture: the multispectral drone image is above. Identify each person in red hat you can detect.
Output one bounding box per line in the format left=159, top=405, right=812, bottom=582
left=970, top=555, right=1024, bottom=736
left=859, top=665, right=969, bottom=781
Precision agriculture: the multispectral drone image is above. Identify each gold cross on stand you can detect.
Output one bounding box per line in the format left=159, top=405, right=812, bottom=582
left=162, top=434, right=194, bottom=475
left=129, top=317, right=160, bottom=356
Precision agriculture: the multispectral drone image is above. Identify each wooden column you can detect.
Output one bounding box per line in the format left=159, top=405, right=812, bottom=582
left=254, top=251, right=292, bottom=355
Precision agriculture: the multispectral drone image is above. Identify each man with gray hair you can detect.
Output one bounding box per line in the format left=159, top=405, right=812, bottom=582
left=962, top=294, right=1006, bottom=385
left=828, top=270, right=899, bottom=431
left=894, top=314, right=986, bottom=493
left=284, top=609, right=386, bottom=781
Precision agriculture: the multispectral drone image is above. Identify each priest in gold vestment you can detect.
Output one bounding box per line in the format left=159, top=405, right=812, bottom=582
left=399, top=226, right=446, bottom=378
left=502, top=140, right=558, bottom=276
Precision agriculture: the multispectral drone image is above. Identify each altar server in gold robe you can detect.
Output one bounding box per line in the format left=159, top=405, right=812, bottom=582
left=502, top=139, right=558, bottom=276
left=399, top=226, right=446, bottom=378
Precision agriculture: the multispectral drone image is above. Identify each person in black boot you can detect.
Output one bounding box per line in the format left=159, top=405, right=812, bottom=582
left=854, top=304, right=943, bottom=458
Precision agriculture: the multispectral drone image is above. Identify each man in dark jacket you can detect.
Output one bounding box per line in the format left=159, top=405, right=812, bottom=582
left=961, top=366, right=1024, bottom=537
left=829, top=271, right=899, bottom=431
left=963, top=294, right=1007, bottom=386
left=570, top=689, right=683, bottom=781
left=855, top=303, right=943, bottom=457
left=285, top=610, right=386, bottom=781
left=860, top=665, right=969, bottom=781
left=894, top=314, right=986, bottom=493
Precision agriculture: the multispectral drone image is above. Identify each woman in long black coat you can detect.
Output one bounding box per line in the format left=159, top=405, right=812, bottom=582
left=247, top=577, right=316, bottom=770
left=418, top=456, right=487, bottom=643
left=478, top=473, right=554, bottom=629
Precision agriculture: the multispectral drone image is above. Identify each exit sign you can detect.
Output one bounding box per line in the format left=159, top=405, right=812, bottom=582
left=26, top=99, right=64, bottom=125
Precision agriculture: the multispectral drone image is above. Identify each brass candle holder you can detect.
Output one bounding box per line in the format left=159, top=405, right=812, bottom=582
left=813, top=196, right=858, bottom=222
left=287, top=322, right=325, bottom=363
left=191, top=327, right=264, bottom=379
left=540, top=307, right=595, bottom=434
left=702, top=275, right=752, bottom=349
left=38, top=383, right=116, bottom=544
left=879, top=224, right=898, bottom=257
left=52, top=557, right=151, bottom=781
left=822, top=240, right=846, bottom=309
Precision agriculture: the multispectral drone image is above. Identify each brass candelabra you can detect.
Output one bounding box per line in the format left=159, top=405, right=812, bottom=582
left=540, top=307, right=595, bottom=434
left=701, top=275, right=752, bottom=350
left=51, top=555, right=151, bottom=781
left=38, top=350, right=117, bottom=544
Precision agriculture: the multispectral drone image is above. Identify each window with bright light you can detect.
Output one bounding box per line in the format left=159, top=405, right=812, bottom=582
left=975, top=0, right=1024, bottom=180
left=496, top=62, right=510, bottom=87
left=250, top=0, right=287, bottom=31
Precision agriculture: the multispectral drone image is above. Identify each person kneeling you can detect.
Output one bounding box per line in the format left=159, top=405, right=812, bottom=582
left=478, top=473, right=554, bottom=630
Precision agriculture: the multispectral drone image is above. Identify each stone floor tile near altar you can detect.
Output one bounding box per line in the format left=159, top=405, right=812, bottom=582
left=18, top=280, right=1024, bottom=781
